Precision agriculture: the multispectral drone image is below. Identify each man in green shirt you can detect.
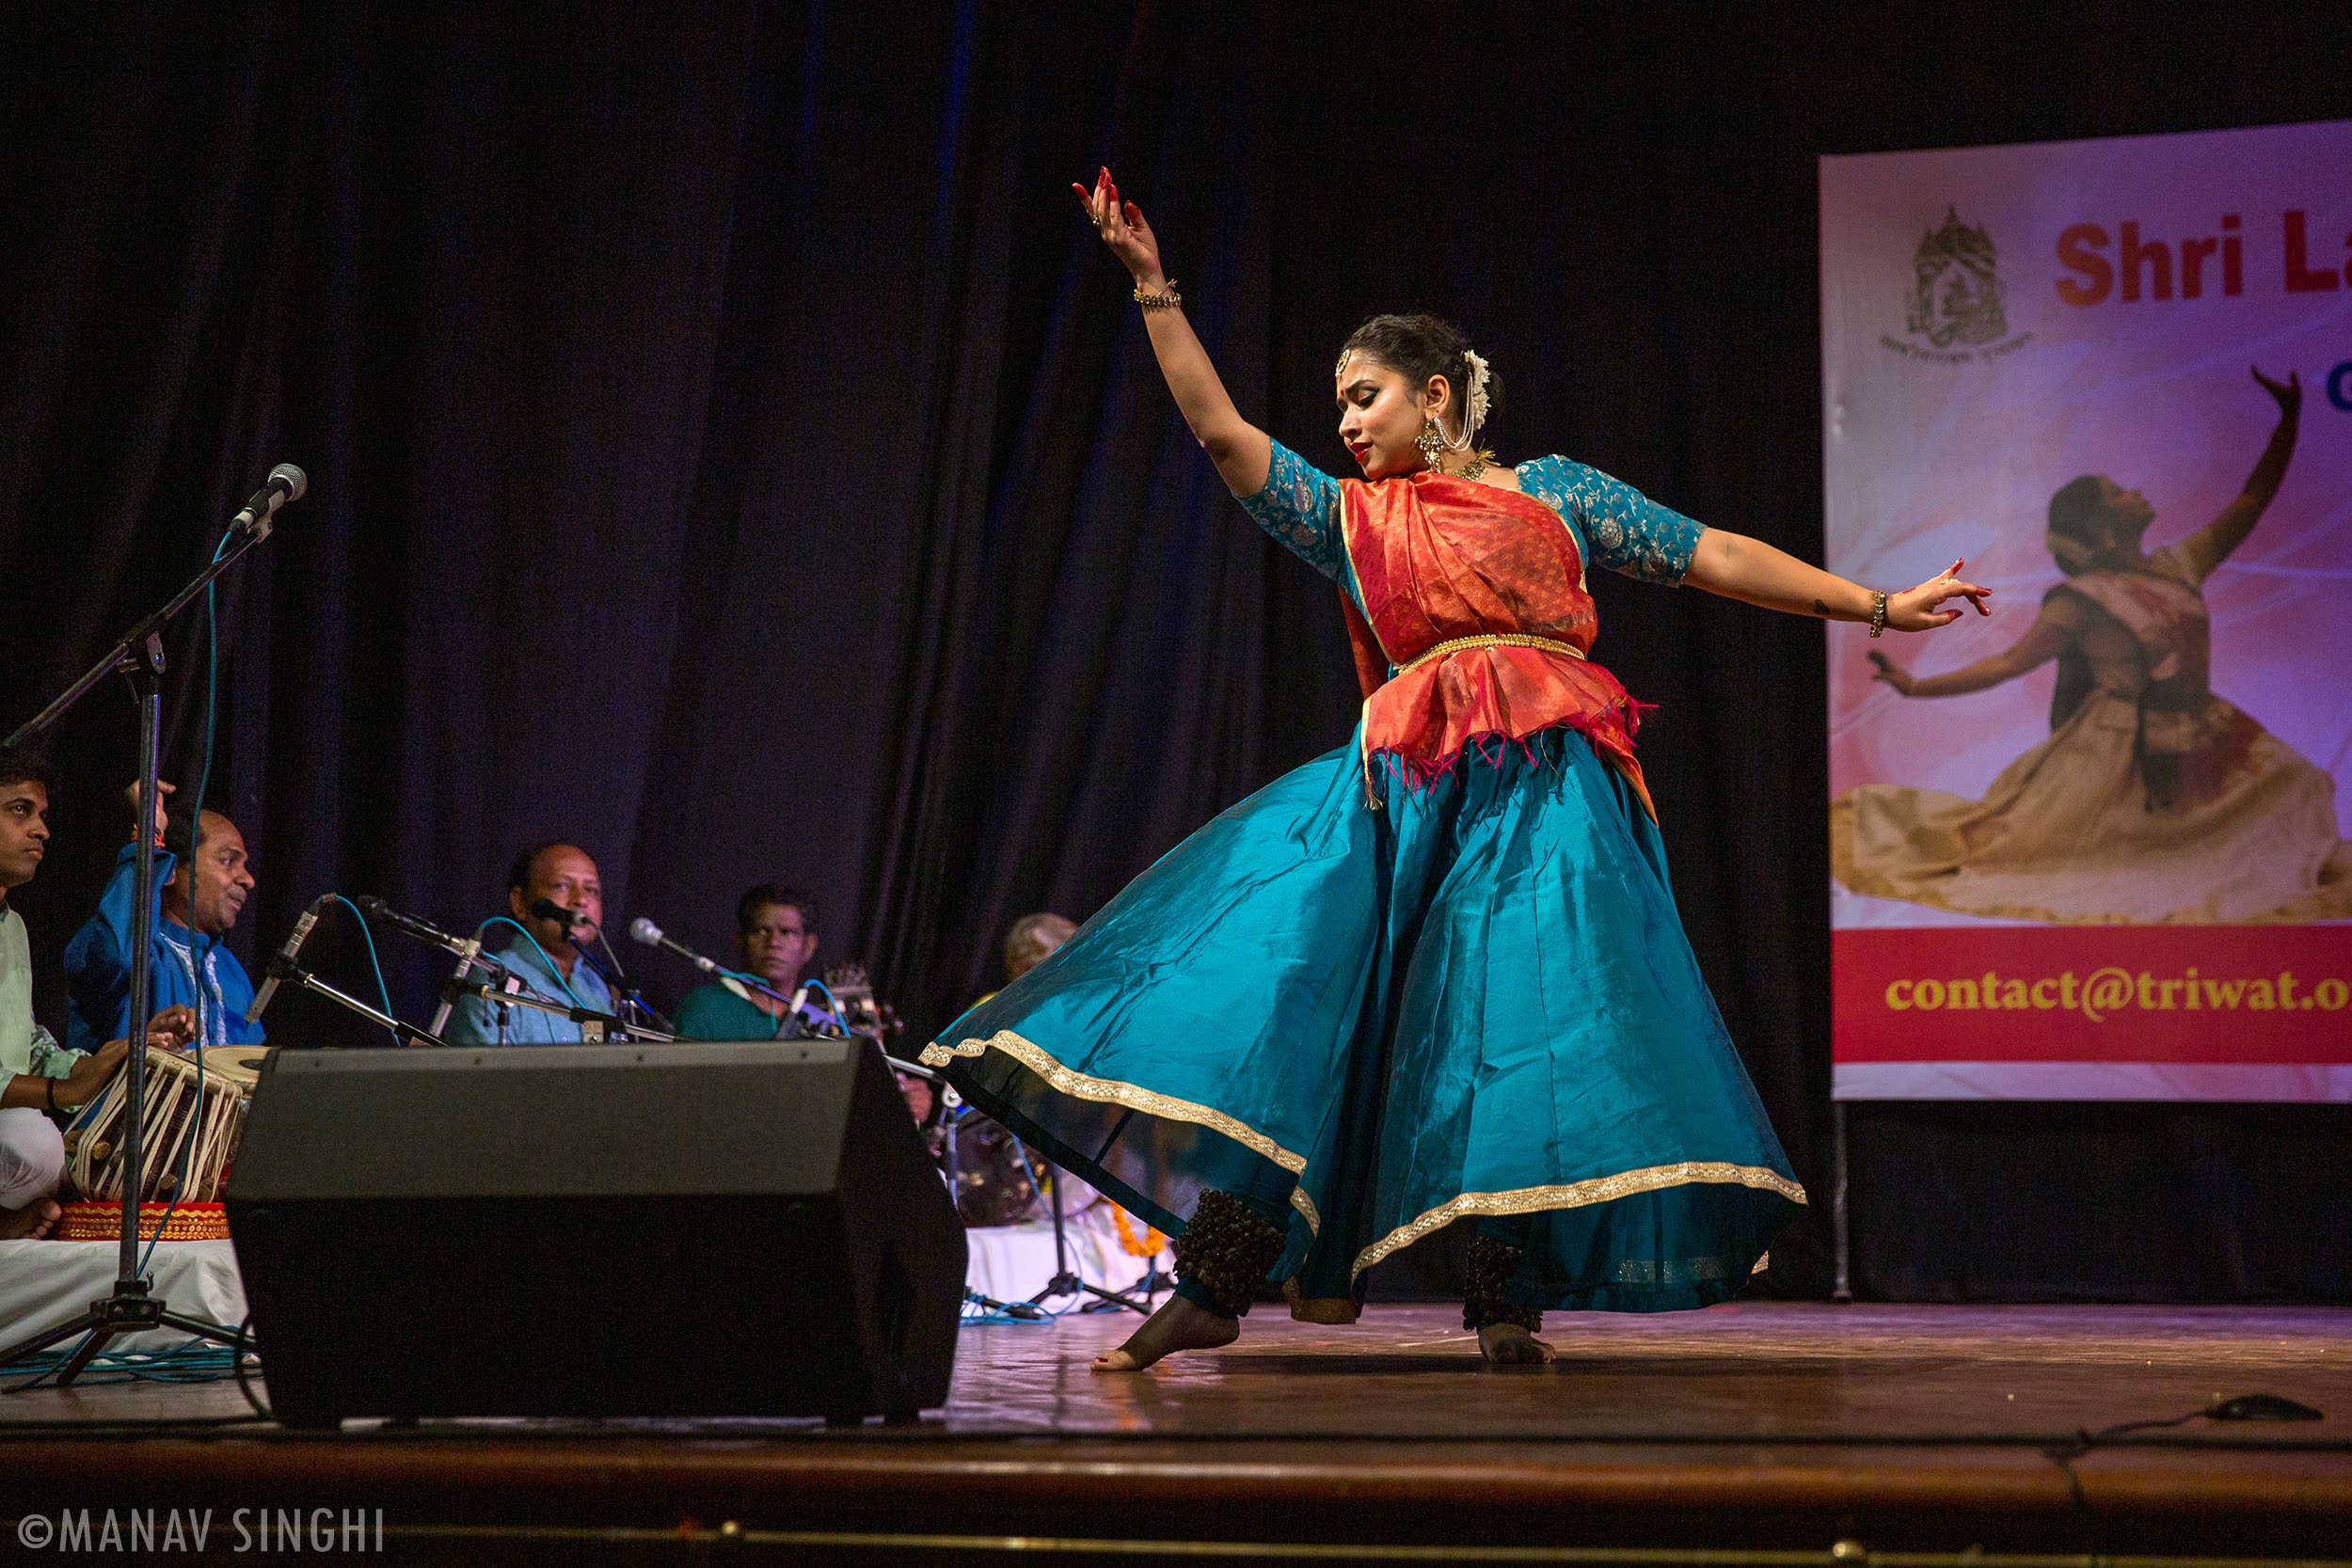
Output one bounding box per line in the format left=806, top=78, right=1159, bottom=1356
left=673, top=884, right=820, bottom=1041
left=0, top=750, right=194, bottom=1239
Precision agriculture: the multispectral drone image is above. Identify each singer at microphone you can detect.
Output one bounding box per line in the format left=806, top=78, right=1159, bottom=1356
left=438, top=841, right=616, bottom=1048
left=670, top=883, right=821, bottom=1041
left=62, top=786, right=266, bottom=1053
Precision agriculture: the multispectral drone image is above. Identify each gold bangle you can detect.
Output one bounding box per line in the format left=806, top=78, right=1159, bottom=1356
left=1868, top=590, right=1888, bottom=638
left=1133, top=279, right=1181, bottom=310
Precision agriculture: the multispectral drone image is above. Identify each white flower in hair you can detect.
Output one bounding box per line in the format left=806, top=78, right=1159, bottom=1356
left=1463, top=349, right=1492, bottom=436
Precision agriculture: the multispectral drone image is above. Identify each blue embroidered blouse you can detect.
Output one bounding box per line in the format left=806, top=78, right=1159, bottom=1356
left=1237, top=440, right=1707, bottom=592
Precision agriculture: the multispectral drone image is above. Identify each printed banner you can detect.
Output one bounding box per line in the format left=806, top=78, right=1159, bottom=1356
left=1821, top=120, right=2352, bottom=1101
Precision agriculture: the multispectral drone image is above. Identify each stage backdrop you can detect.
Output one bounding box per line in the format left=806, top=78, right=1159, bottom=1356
left=1823, top=121, right=2352, bottom=1102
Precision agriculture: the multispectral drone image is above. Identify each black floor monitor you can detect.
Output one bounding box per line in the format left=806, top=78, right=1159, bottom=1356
left=227, top=1037, right=964, bottom=1428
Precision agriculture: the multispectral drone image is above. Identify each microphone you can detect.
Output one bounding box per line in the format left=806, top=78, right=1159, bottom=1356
left=529, top=896, right=583, bottom=930
left=628, top=915, right=719, bottom=974
left=246, top=893, right=328, bottom=1022
left=231, top=464, right=308, bottom=536
left=353, top=895, right=473, bottom=957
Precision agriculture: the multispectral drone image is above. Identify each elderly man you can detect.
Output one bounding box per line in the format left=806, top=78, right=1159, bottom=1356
left=443, top=842, right=615, bottom=1045
left=1003, top=912, right=1076, bottom=984
left=3, top=751, right=196, bottom=1239
left=673, top=884, right=820, bottom=1041
left=63, top=784, right=262, bottom=1054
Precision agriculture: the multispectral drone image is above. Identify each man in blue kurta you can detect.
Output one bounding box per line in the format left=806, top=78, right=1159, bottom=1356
left=63, top=800, right=264, bottom=1054
left=442, top=842, right=614, bottom=1046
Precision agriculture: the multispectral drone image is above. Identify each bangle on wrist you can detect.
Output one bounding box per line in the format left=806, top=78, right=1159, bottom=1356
left=1133, top=278, right=1181, bottom=310
left=1868, top=590, right=1889, bottom=638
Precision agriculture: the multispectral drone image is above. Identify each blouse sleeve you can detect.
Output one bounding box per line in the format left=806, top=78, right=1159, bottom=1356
left=1237, top=438, right=1347, bottom=582
left=1520, top=455, right=1705, bottom=586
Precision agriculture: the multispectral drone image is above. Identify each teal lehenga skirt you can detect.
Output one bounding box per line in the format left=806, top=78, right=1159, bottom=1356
left=925, top=726, right=1804, bottom=1319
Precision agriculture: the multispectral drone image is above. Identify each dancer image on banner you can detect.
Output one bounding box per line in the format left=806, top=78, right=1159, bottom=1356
left=920, top=169, right=1992, bottom=1372
left=1837, top=368, right=2350, bottom=925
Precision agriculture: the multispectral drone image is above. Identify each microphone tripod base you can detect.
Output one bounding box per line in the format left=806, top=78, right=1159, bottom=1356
left=1027, top=1271, right=1154, bottom=1317
left=0, top=1276, right=246, bottom=1386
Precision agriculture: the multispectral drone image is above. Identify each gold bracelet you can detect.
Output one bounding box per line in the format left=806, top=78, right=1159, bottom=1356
left=1133, top=279, right=1182, bottom=310
left=1868, top=590, right=1888, bottom=638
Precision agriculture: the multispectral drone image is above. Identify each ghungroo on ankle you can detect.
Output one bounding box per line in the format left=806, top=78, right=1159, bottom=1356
left=1462, top=1234, right=1542, bottom=1333
left=1172, top=1189, right=1286, bottom=1318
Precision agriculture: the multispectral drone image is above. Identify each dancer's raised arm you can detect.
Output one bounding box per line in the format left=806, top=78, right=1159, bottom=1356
left=2176, top=367, right=2301, bottom=583
left=1074, top=168, right=1271, bottom=499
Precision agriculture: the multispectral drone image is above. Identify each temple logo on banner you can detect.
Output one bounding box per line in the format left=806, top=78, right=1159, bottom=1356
left=1882, top=205, right=2032, bottom=364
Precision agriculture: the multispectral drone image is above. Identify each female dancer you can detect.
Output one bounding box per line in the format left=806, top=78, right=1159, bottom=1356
left=1841, top=368, right=2346, bottom=925
left=922, top=169, right=1992, bottom=1370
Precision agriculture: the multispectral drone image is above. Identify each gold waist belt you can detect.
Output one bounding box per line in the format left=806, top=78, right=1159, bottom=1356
left=1394, top=633, right=1585, bottom=676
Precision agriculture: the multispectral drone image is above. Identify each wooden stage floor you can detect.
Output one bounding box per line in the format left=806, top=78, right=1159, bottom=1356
left=3, top=1303, right=2348, bottom=1562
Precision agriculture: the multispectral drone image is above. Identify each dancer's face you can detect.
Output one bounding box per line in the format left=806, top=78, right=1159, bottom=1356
left=1336, top=356, right=1458, bottom=481
left=2095, top=476, right=2155, bottom=549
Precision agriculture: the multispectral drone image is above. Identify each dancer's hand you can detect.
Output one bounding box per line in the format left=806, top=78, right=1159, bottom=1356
left=1867, top=650, right=1916, bottom=695
left=1884, top=558, right=1992, bottom=631
left=2252, top=365, right=2301, bottom=420
left=1072, top=166, right=1165, bottom=287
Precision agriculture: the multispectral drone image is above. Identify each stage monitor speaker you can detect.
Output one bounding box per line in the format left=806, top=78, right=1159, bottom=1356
left=226, top=1037, right=964, bottom=1428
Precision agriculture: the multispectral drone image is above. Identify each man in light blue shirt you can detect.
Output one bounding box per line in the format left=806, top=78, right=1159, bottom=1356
left=443, top=843, right=615, bottom=1046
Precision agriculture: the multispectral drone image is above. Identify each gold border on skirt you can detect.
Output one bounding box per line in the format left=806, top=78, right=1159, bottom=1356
left=920, top=1031, right=1317, bottom=1232
left=1349, top=1162, right=1808, bottom=1279
left=920, top=1032, right=1804, bottom=1278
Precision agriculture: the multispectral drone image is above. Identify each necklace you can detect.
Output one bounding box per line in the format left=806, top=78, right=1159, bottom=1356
left=1438, top=449, right=1497, bottom=482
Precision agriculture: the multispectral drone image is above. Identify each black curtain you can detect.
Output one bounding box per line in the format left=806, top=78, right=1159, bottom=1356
left=4, top=2, right=2345, bottom=1302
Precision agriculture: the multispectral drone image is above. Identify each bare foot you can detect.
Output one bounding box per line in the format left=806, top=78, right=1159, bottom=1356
left=0, top=1198, right=61, bottom=1241
left=1478, top=1323, right=1555, bottom=1366
left=1091, top=1294, right=1239, bottom=1371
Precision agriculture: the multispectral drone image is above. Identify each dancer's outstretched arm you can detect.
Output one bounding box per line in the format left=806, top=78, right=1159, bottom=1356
left=2177, top=367, right=2301, bottom=582
left=1867, top=595, right=2085, bottom=697
left=1074, top=168, right=1272, bottom=499
left=1686, top=531, right=1992, bottom=633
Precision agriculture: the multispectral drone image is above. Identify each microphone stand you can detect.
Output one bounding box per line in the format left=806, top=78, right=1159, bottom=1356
left=0, top=515, right=280, bottom=1382
left=257, top=954, right=447, bottom=1048
left=1024, top=1149, right=1154, bottom=1319
left=575, top=929, right=674, bottom=1037
left=442, top=981, right=667, bottom=1043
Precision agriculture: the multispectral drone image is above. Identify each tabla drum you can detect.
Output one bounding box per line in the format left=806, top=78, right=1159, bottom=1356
left=56, top=1044, right=268, bottom=1242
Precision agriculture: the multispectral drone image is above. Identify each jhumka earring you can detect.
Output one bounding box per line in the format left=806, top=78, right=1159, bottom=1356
left=1415, top=417, right=1448, bottom=473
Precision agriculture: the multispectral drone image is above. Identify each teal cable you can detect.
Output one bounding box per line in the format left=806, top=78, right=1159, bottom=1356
left=473, top=916, right=587, bottom=1007
left=327, top=895, right=399, bottom=1044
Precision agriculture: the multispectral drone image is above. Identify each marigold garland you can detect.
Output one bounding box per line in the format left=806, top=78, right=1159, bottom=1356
left=1109, top=1204, right=1166, bottom=1258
